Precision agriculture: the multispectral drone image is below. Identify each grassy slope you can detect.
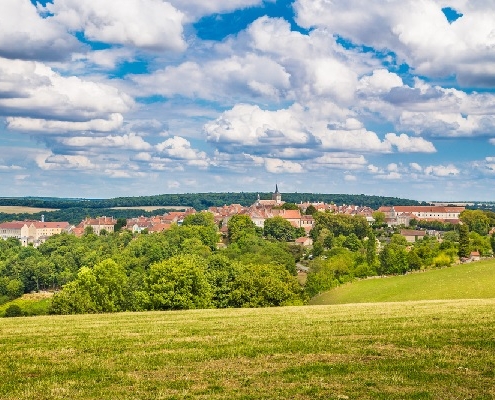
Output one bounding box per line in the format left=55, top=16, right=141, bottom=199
left=1, top=300, right=495, bottom=399
left=310, top=258, right=495, bottom=305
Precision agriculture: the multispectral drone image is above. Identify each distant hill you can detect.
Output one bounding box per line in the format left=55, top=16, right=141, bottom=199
left=0, top=192, right=423, bottom=211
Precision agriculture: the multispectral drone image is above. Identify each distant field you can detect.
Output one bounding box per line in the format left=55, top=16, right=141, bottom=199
left=310, top=258, right=495, bottom=305
left=0, top=206, right=59, bottom=214
left=111, top=206, right=191, bottom=211
left=1, top=300, right=495, bottom=399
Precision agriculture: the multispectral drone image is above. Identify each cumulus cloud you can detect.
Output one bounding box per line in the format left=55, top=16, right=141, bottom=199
left=58, top=133, right=152, bottom=151
left=384, top=133, right=436, bottom=152
left=129, top=53, right=290, bottom=100
left=168, top=0, right=265, bottom=22
left=424, top=164, right=460, bottom=177
left=44, top=0, right=186, bottom=52
left=0, top=58, right=132, bottom=120
left=294, top=0, right=495, bottom=87
left=0, top=57, right=133, bottom=133
left=0, top=0, right=81, bottom=61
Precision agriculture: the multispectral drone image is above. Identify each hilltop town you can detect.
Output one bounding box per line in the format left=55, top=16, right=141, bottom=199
left=0, top=187, right=466, bottom=247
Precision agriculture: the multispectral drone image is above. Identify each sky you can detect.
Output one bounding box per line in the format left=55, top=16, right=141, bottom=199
left=1, top=0, right=495, bottom=201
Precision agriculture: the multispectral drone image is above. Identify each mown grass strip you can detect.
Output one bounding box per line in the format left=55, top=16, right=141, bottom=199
left=1, top=300, right=495, bottom=399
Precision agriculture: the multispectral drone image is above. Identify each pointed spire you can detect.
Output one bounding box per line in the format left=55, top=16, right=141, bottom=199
left=275, top=184, right=279, bottom=194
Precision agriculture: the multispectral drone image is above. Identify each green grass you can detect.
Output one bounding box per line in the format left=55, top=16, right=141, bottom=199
left=310, top=258, right=495, bottom=305
left=1, top=300, right=495, bottom=399
left=0, top=294, right=52, bottom=317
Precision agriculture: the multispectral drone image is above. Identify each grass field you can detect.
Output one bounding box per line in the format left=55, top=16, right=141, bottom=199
left=111, top=206, right=191, bottom=211
left=0, top=292, right=53, bottom=316
left=310, top=258, right=495, bottom=305
left=0, top=206, right=59, bottom=214
left=1, top=299, right=495, bottom=399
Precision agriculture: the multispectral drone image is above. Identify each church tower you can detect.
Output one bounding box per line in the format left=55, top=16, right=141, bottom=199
left=272, top=184, right=282, bottom=204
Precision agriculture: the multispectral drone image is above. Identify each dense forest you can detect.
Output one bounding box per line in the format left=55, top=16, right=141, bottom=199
left=0, top=192, right=424, bottom=225
left=0, top=192, right=423, bottom=210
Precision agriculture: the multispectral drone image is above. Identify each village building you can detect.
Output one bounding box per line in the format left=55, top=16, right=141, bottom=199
left=378, top=205, right=465, bottom=226
left=0, top=217, right=71, bottom=246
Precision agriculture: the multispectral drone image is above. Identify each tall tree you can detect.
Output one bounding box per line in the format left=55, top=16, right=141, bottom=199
left=458, top=224, right=470, bottom=259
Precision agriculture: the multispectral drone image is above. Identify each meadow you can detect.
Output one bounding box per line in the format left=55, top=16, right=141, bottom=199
left=310, top=258, right=495, bottom=305
left=1, top=299, right=495, bottom=399
left=0, top=206, right=58, bottom=214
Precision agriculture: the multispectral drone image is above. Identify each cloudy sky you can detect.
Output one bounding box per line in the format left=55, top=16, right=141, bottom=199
left=1, top=0, right=495, bottom=201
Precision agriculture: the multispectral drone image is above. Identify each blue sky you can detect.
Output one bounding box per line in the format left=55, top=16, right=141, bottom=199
left=1, top=0, right=495, bottom=201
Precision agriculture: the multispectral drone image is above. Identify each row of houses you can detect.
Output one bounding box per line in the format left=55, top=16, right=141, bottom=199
left=0, top=218, right=71, bottom=247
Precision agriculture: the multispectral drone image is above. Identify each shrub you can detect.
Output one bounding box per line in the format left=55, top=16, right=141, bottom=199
left=4, top=304, right=24, bottom=318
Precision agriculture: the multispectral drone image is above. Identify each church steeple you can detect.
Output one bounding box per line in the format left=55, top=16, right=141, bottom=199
left=272, top=184, right=282, bottom=204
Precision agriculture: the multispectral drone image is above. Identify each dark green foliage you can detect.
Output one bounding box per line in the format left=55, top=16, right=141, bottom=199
left=4, top=304, right=23, bottom=317
left=378, top=243, right=409, bottom=275
left=458, top=224, right=470, bottom=259
left=305, top=204, right=317, bottom=215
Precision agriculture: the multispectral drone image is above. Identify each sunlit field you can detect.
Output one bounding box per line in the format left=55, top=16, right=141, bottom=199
left=310, top=258, right=495, bottom=305
left=1, top=300, right=494, bottom=399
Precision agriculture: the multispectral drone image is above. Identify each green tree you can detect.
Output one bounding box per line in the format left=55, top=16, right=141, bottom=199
left=305, top=205, right=317, bottom=215
left=460, top=210, right=490, bottom=236
left=264, top=216, right=297, bottom=241
left=182, top=212, right=215, bottom=227
left=458, top=224, right=470, bottom=259
left=142, top=255, right=213, bottom=310
left=372, top=211, right=386, bottom=226
left=227, top=215, right=258, bottom=243
left=229, top=263, right=304, bottom=307
left=378, top=243, right=409, bottom=275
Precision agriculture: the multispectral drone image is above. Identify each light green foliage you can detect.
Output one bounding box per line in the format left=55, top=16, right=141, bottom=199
left=263, top=216, right=298, bottom=241
left=311, top=213, right=370, bottom=240
left=227, top=214, right=258, bottom=242
left=469, top=231, right=491, bottom=256
left=460, top=209, right=490, bottom=235
left=305, top=249, right=355, bottom=297
left=182, top=211, right=215, bottom=227
left=343, top=233, right=362, bottom=252
left=50, top=259, right=129, bottom=314
left=142, top=255, right=213, bottom=310
left=229, top=263, right=304, bottom=307
left=372, top=210, right=386, bottom=226
left=433, top=252, right=452, bottom=268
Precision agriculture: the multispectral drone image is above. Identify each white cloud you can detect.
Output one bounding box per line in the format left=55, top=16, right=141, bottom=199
left=384, top=133, right=436, bottom=153
left=410, top=162, right=423, bottom=172
left=58, top=133, right=152, bottom=151
left=168, top=0, right=265, bottom=22
left=294, top=0, right=495, bottom=86
left=263, top=158, right=304, bottom=174
left=7, top=114, right=124, bottom=133
left=0, top=58, right=133, bottom=130
left=424, top=164, right=460, bottom=177
left=44, top=0, right=186, bottom=52
left=129, top=54, right=290, bottom=100
left=0, top=0, right=80, bottom=61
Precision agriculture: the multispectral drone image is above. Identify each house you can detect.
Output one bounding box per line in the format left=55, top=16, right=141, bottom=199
left=295, top=237, right=313, bottom=247
left=378, top=205, right=464, bottom=226
left=470, top=251, right=481, bottom=262
left=75, top=216, right=117, bottom=236
left=400, top=229, right=426, bottom=243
